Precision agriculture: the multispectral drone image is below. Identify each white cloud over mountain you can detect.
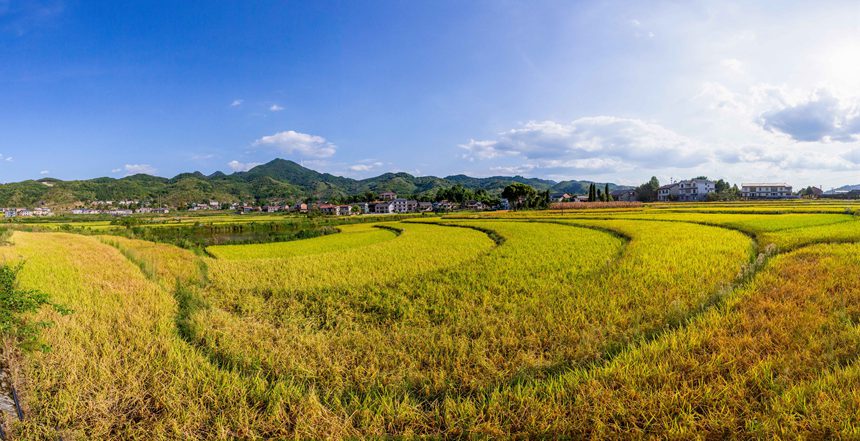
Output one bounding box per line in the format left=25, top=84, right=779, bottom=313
left=120, top=164, right=157, bottom=175
left=253, top=130, right=336, bottom=158
left=227, top=160, right=262, bottom=172
left=460, top=117, right=709, bottom=174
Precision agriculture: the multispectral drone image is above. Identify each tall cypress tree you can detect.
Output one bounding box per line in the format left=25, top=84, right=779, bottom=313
left=604, top=183, right=611, bottom=202
left=588, top=183, right=595, bottom=202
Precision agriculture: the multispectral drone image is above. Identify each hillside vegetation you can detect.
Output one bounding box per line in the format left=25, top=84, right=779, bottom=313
left=0, top=159, right=626, bottom=208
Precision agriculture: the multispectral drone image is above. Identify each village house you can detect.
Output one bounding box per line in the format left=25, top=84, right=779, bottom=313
left=136, top=207, right=170, bottom=214
left=71, top=208, right=101, bottom=215
left=392, top=198, right=418, bottom=213
left=498, top=198, right=511, bottom=210
left=464, top=200, right=485, bottom=210
left=292, top=202, right=308, bottom=213
left=372, top=201, right=394, bottom=214
left=318, top=204, right=338, bottom=215
left=741, top=183, right=794, bottom=199
left=611, top=189, right=638, bottom=202
left=262, top=205, right=281, bottom=213
left=658, top=179, right=715, bottom=202
left=417, top=201, right=433, bottom=212
left=549, top=193, right=572, bottom=202
left=379, top=191, right=397, bottom=201
left=433, top=200, right=457, bottom=211
left=353, top=202, right=370, bottom=214
left=657, top=184, right=678, bottom=201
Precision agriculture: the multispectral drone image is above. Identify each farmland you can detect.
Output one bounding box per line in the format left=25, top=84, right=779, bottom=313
left=1, top=201, right=860, bottom=438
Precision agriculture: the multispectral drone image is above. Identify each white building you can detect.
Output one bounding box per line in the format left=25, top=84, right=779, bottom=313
left=392, top=198, right=418, bottom=213
left=372, top=201, right=394, bottom=214
left=658, top=178, right=715, bottom=201
left=741, top=183, right=793, bottom=199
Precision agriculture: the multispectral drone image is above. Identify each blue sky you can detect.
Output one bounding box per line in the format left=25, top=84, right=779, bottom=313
left=2, top=0, right=859, bottom=188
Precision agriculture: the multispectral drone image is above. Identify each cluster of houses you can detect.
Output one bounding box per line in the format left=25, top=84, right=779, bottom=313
left=66, top=199, right=171, bottom=216
left=70, top=207, right=170, bottom=215
left=238, top=192, right=500, bottom=216
left=6, top=180, right=812, bottom=219
left=655, top=179, right=797, bottom=202
left=3, top=207, right=54, bottom=218
left=657, top=178, right=718, bottom=202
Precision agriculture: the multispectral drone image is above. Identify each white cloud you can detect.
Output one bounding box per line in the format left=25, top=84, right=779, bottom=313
left=759, top=89, right=860, bottom=142
left=458, top=139, right=518, bottom=160
left=253, top=130, right=337, bottom=158
left=230, top=99, right=243, bottom=107
left=227, top=160, right=261, bottom=172
left=39, top=170, right=49, bottom=175
left=120, top=164, right=157, bottom=175
left=348, top=161, right=383, bottom=172
left=269, top=104, right=284, bottom=112
left=461, top=117, right=708, bottom=173
left=629, top=17, right=654, bottom=38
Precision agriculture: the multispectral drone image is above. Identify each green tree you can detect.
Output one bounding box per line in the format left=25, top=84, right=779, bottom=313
left=604, top=183, right=612, bottom=202
left=636, top=176, right=661, bottom=202
left=502, top=183, right=537, bottom=210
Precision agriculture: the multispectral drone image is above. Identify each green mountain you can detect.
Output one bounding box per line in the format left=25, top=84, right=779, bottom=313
left=0, top=158, right=630, bottom=207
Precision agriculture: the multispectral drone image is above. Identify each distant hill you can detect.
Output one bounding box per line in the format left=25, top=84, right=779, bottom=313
left=0, top=158, right=631, bottom=207
left=828, top=184, right=860, bottom=193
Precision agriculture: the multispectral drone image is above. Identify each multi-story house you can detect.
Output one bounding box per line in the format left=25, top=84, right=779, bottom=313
left=392, top=198, right=418, bottom=213
left=372, top=201, right=394, bottom=214
left=676, top=178, right=716, bottom=201
left=741, top=183, right=793, bottom=199
left=658, top=178, right=715, bottom=201
left=657, top=184, right=679, bottom=201
left=611, top=189, right=638, bottom=202
left=379, top=191, right=397, bottom=201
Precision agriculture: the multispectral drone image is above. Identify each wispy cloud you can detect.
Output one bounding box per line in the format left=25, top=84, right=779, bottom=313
left=269, top=104, right=284, bottom=112
left=116, top=164, right=157, bottom=176
left=230, top=99, right=243, bottom=107
left=348, top=160, right=383, bottom=172
left=39, top=170, right=49, bottom=175
left=1, top=0, right=64, bottom=36
left=253, top=130, right=336, bottom=158
left=227, top=160, right=261, bottom=172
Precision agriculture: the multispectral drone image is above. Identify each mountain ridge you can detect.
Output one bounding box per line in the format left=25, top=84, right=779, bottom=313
left=1, top=158, right=629, bottom=207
